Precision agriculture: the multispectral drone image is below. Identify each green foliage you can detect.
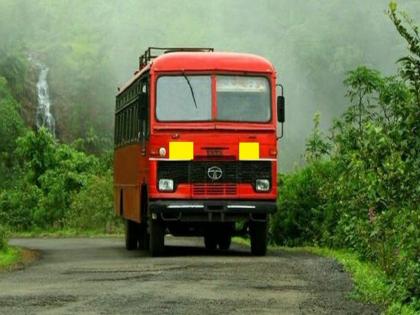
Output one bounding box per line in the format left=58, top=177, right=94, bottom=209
left=388, top=1, right=420, bottom=107
left=0, top=183, right=42, bottom=230
left=0, top=225, right=7, bottom=250
left=0, top=128, right=115, bottom=232
left=271, top=161, right=337, bottom=246
left=0, top=75, right=25, bottom=186
left=66, top=172, right=121, bottom=233
left=0, top=24, right=118, bottom=235
left=0, top=49, right=27, bottom=96
left=273, top=6, right=420, bottom=311
left=304, top=112, right=331, bottom=162
left=15, top=128, right=57, bottom=186
left=0, top=246, right=23, bottom=270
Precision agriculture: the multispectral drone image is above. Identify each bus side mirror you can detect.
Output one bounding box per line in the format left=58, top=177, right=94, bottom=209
left=277, top=95, right=285, bottom=123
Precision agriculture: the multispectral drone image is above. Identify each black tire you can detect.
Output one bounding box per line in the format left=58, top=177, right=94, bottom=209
left=218, top=232, right=231, bottom=250
left=138, top=223, right=149, bottom=250
left=125, top=219, right=138, bottom=251
left=249, top=220, right=268, bottom=256
left=139, top=186, right=149, bottom=250
left=204, top=234, right=218, bottom=251
left=149, top=219, right=165, bottom=257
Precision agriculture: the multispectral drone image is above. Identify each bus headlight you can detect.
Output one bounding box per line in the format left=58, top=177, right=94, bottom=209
left=159, top=179, right=174, bottom=192
left=255, top=179, right=270, bottom=192
left=159, top=147, right=167, bottom=157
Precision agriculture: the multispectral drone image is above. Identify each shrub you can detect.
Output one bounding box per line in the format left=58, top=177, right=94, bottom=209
left=0, top=128, right=109, bottom=231
left=0, top=183, right=42, bottom=230
left=66, top=172, right=120, bottom=233
left=271, top=160, right=337, bottom=246
left=0, top=224, right=8, bottom=250
left=0, top=75, right=25, bottom=190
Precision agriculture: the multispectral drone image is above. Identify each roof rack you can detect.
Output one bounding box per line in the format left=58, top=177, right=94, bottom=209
left=139, top=47, right=214, bottom=70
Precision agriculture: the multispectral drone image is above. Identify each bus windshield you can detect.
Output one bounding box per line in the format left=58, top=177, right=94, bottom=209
left=156, top=75, right=212, bottom=121
left=156, top=75, right=271, bottom=122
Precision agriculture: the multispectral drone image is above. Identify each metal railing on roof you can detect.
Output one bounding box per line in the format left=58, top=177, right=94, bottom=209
left=138, top=47, right=214, bottom=70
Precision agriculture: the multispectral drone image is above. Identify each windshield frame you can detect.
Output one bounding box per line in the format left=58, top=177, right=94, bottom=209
left=154, top=72, right=272, bottom=124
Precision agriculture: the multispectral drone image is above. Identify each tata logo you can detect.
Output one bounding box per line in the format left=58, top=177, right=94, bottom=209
left=207, top=166, right=223, bottom=181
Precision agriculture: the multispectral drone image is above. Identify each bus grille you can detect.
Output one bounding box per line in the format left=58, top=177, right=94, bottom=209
left=192, top=183, right=237, bottom=196
left=158, top=161, right=271, bottom=192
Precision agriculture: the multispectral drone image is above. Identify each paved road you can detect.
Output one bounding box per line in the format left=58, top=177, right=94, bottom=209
left=0, top=237, right=378, bottom=315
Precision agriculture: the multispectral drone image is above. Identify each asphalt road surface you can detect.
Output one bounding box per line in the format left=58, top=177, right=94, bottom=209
left=0, top=237, right=379, bottom=315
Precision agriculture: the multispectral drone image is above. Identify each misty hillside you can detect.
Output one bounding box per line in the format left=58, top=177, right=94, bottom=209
left=0, top=0, right=419, bottom=167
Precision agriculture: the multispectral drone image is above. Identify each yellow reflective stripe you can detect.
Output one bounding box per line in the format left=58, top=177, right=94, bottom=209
left=239, top=142, right=259, bottom=160
left=169, top=142, right=194, bottom=160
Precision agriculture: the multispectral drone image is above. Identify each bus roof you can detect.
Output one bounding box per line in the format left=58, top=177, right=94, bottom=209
left=152, top=52, right=275, bottom=73
left=117, top=52, right=275, bottom=96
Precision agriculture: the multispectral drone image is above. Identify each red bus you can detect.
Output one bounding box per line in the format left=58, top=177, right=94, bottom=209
left=114, top=47, right=285, bottom=256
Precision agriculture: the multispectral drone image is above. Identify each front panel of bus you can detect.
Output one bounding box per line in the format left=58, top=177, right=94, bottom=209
left=147, top=72, right=278, bottom=207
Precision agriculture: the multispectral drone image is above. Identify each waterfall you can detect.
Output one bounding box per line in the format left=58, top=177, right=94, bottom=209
left=35, top=64, right=55, bottom=136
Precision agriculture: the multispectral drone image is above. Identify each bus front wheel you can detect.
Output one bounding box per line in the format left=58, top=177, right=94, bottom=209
left=149, top=218, right=165, bottom=257
left=249, top=220, right=268, bottom=256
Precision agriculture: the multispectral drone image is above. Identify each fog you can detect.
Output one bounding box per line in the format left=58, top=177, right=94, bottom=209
left=0, top=0, right=419, bottom=171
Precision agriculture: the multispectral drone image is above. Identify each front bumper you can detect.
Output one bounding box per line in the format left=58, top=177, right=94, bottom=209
left=149, top=199, right=277, bottom=222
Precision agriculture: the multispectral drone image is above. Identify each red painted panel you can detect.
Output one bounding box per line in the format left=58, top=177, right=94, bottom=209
left=115, top=51, right=280, bottom=216
left=114, top=143, right=149, bottom=223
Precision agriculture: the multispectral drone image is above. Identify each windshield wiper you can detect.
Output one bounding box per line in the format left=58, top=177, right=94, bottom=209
left=182, top=72, right=198, bottom=109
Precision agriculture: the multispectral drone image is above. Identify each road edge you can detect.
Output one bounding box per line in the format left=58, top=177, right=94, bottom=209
left=0, top=246, right=39, bottom=272
left=233, top=238, right=417, bottom=315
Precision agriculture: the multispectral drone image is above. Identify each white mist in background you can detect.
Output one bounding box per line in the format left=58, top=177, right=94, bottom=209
left=35, top=64, right=55, bottom=136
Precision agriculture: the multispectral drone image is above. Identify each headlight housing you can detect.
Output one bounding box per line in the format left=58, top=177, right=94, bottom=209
left=255, top=179, right=270, bottom=192
left=159, top=179, right=174, bottom=192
